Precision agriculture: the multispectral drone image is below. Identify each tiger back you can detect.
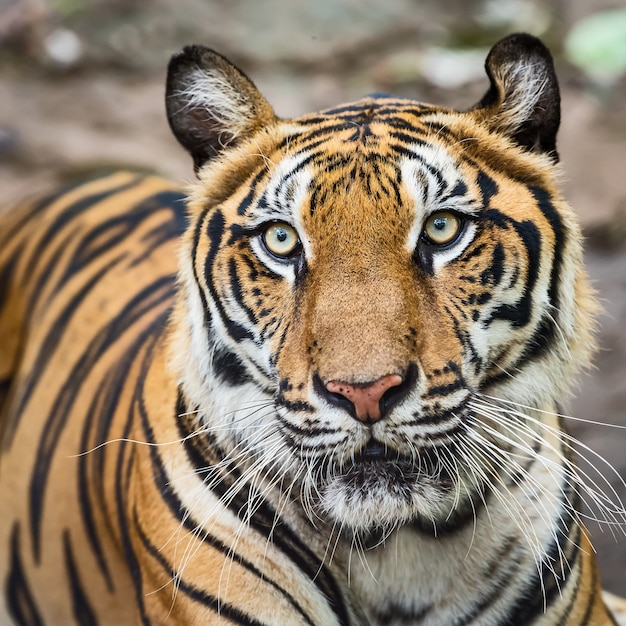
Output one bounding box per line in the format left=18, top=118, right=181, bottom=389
left=1, top=33, right=625, bottom=625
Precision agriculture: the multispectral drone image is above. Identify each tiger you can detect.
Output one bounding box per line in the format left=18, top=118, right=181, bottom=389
left=1, top=32, right=625, bottom=625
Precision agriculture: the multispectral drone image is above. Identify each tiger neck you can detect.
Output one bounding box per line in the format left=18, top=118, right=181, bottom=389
left=340, top=435, right=583, bottom=625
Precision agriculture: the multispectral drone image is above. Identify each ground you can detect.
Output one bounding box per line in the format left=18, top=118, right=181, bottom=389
left=1, top=0, right=625, bottom=595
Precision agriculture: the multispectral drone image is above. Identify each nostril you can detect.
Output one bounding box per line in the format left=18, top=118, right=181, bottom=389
left=313, top=375, right=359, bottom=418
left=380, top=363, right=418, bottom=415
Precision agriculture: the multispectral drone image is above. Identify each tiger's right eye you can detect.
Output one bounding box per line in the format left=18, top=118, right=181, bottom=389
left=262, top=223, right=301, bottom=259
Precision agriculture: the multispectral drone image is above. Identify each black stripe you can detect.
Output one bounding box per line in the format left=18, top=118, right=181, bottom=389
left=63, top=530, right=98, bottom=625
left=4, top=257, right=123, bottom=453
left=175, top=406, right=351, bottom=624
left=0, top=173, right=137, bottom=251
left=477, top=171, right=499, bottom=206
left=28, top=277, right=175, bottom=561
left=77, top=369, right=117, bottom=593
left=516, top=186, right=566, bottom=362
left=134, top=393, right=318, bottom=626
left=373, top=601, right=433, bottom=624
left=479, top=242, right=505, bottom=287
left=452, top=537, right=523, bottom=625
left=57, top=189, right=186, bottom=285
left=203, top=209, right=254, bottom=342
left=388, top=130, right=429, bottom=146
left=115, top=441, right=145, bottom=623
left=211, top=346, right=253, bottom=386
left=529, top=186, right=565, bottom=313
left=113, top=323, right=170, bottom=626
left=6, top=522, right=44, bottom=626
left=482, top=209, right=542, bottom=328
left=292, top=122, right=369, bottom=143
left=319, top=102, right=381, bottom=116
left=275, top=412, right=339, bottom=439
left=425, top=378, right=465, bottom=398
left=503, top=482, right=581, bottom=624
left=132, top=200, right=187, bottom=267
left=228, top=256, right=259, bottom=326
left=24, top=178, right=143, bottom=284
left=236, top=167, right=269, bottom=216
left=77, top=319, right=169, bottom=596
left=0, top=251, right=18, bottom=311
left=190, top=208, right=214, bottom=333
left=487, top=188, right=567, bottom=377
left=133, top=512, right=270, bottom=626
left=35, top=228, right=80, bottom=310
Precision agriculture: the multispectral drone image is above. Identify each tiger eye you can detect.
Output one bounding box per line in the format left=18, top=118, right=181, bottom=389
left=422, top=211, right=462, bottom=246
left=263, top=223, right=301, bottom=258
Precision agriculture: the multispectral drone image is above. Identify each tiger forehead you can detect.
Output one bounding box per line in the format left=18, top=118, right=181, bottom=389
left=251, top=99, right=482, bottom=213
left=249, top=149, right=426, bottom=238
left=253, top=125, right=473, bottom=227
left=216, top=95, right=554, bottom=233
left=292, top=96, right=444, bottom=144
left=265, top=96, right=557, bottom=196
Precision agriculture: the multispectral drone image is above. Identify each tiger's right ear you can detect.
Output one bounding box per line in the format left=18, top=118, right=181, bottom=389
left=166, top=46, right=276, bottom=172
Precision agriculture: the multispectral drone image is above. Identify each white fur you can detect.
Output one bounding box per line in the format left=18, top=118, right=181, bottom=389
left=173, top=68, right=254, bottom=144
left=492, top=60, right=551, bottom=135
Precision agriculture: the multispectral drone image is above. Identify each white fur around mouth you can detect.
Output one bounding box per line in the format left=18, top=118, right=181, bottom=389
left=314, top=447, right=460, bottom=532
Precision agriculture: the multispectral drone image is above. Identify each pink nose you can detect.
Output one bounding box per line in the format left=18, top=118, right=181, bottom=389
left=326, top=374, right=403, bottom=423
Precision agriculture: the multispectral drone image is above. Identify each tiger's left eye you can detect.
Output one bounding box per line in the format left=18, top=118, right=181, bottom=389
left=262, top=223, right=301, bottom=258
left=422, top=211, right=462, bottom=246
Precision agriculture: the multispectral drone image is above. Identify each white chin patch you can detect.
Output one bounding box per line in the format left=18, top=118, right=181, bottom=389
left=318, top=464, right=454, bottom=532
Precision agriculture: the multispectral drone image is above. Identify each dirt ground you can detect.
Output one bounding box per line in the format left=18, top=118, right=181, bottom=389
left=1, top=0, right=625, bottom=595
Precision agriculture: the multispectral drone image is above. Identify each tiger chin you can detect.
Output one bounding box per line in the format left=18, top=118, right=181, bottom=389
left=1, top=33, right=625, bottom=626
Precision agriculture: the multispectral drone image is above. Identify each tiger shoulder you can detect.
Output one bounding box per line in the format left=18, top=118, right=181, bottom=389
left=1, top=33, right=625, bottom=626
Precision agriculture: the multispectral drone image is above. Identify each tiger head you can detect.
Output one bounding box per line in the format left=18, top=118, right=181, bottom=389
left=165, top=34, right=596, bottom=536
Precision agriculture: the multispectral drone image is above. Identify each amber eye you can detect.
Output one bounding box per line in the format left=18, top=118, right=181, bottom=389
left=422, top=211, right=462, bottom=246
left=262, top=223, right=301, bottom=258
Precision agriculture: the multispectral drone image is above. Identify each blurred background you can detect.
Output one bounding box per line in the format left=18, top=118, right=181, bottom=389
left=1, top=0, right=625, bottom=596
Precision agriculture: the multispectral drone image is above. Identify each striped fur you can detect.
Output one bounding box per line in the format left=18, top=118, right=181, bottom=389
left=1, top=34, right=624, bottom=625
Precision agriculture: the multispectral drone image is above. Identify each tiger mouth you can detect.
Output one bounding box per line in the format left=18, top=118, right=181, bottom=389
left=340, top=439, right=454, bottom=491
left=310, top=438, right=464, bottom=533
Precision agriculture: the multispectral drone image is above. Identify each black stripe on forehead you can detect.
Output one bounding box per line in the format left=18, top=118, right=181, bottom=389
left=290, top=101, right=449, bottom=150
left=307, top=156, right=405, bottom=218
left=309, top=98, right=424, bottom=119
left=393, top=147, right=474, bottom=211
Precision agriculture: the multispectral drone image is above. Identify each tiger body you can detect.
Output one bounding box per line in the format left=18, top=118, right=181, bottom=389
left=1, top=35, right=624, bottom=625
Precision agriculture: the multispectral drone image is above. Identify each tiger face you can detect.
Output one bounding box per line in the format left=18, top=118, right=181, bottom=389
left=166, top=35, right=595, bottom=538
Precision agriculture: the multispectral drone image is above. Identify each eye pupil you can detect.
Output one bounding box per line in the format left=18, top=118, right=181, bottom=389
left=276, top=228, right=288, bottom=242
left=433, top=217, right=447, bottom=231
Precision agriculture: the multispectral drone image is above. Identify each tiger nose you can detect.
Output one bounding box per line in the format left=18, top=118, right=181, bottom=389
left=325, top=374, right=404, bottom=424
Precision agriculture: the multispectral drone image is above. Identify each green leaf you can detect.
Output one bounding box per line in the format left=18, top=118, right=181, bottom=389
left=565, top=10, right=626, bottom=81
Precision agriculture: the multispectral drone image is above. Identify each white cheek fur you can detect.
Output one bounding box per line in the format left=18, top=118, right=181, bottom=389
left=430, top=221, right=477, bottom=273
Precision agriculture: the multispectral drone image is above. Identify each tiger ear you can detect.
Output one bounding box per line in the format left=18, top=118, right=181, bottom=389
left=166, top=45, right=276, bottom=172
left=470, top=33, right=561, bottom=161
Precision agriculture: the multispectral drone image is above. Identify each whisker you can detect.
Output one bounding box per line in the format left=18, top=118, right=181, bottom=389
left=469, top=397, right=626, bottom=534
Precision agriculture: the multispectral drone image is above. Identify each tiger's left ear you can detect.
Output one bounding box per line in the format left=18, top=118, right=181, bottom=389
left=470, top=33, right=561, bottom=161
left=166, top=45, right=277, bottom=172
